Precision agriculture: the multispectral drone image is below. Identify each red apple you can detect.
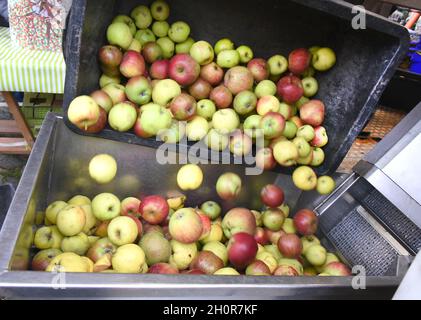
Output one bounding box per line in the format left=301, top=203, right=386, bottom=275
left=209, top=85, right=233, bottom=109
left=134, top=116, right=154, bottom=138
left=311, top=126, right=328, bottom=147
left=256, top=148, right=277, bottom=171
left=188, top=78, right=212, bottom=100
left=85, top=107, right=107, bottom=133
left=169, top=208, right=203, bottom=244
left=169, top=53, right=200, bottom=86
left=189, top=251, right=224, bottom=275
left=200, top=62, right=224, bottom=86
left=261, top=184, right=285, bottom=208
left=274, top=265, right=299, bottom=276
left=31, top=249, right=62, bottom=271
left=222, top=208, right=256, bottom=238
left=142, top=42, right=163, bottom=64
left=143, top=223, right=164, bottom=235
left=99, top=45, right=123, bottom=68
left=119, top=50, right=146, bottom=78
left=148, top=263, right=179, bottom=274
left=277, top=234, right=302, bottom=258
left=86, top=237, right=116, bottom=263
left=169, top=93, right=197, bottom=121
left=246, top=260, right=271, bottom=275
left=197, top=211, right=212, bottom=240
left=254, top=227, right=270, bottom=245
left=139, top=195, right=169, bottom=225
left=293, top=209, right=318, bottom=236
left=224, top=66, right=254, bottom=95
left=227, top=232, right=258, bottom=270
left=150, top=59, right=170, bottom=80
left=182, top=269, right=206, bottom=275
left=288, top=48, right=311, bottom=75
left=277, top=75, right=304, bottom=104
left=216, top=172, right=242, bottom=201
left=247, top=58, right=269, bottom=82
left=324, top=262, right=352, bottom=276
left=299, top=100, right=325, bottom=127
left=90, top=90, right=113, bottom=113
left=121, top=197, right=141, bottom=218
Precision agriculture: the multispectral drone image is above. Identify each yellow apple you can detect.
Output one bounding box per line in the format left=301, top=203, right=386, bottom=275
left=112, top=244, right=146, bottom=273
left=89, top=154, right=118, bottom=184
left=176, top=164, right=203, bottom=191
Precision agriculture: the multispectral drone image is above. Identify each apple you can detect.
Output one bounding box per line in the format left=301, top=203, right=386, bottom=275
left=237, top=45, right=254, bottom=64
left=31, top=249, right=62, bottom=271
left=186, top=115, right=209, bottom=141
left=296, top=125, right=315, bottom=142
left=243, top=114, right=263, bottom=139
left=246, top=260, right=271, bottom=275
left=323, top=262, right=351, bottom=276
left=279, top=203, right=290, bottom=218
left=88, top=154, right=117, bottom=184
left=301, top=235, right=320, bottom=254
left=221, top=207, right=256, bottom=238
left=152, top=79, right=181, bottom=106
left=90, top=90, right=113, bottom=114
left=200, top=201, right=221, bottom=220
left=139, top=195, right=169, bottom=225
left=168, top=21, right=190, bottom=43
left=288, top=48, right=311, bottom=75
left=150, top=0, right=170, bottom=21
left=277, top=234, right=302, bottom=258
left=134, top=28, right=156, bottom=45
left=255, top=80, right=277, bottom=98
left=169, top=208, right=203, bottom=244
left=108, top=102, right=137, bottom=132
left=247, top=58, right=269, bottom=82
left=210, top=85, right=233, bottom=109
left=212, top=109, right=240, bottom=134
left=205, top=128, right=229, bottom=151
left=196, top=99, right=216, bottom=120
left=262, top=208, right=285, bottom=231
left=94, top=221, right=111, bottom=237
left=67, top=96, right=100, bottom=130
left=311, top=147, right=325, bottom=167
left=46, top=252, right=93, bottom=273
left=317, top=176, right=336, bottom=195
left=274, top=265, right=299, bottom=276
left=98, top=45, right=123, bottom=68
left=99, top=74, right=120, bottom=88
left=158, top=119, right=186, bottom=143
left=282, top=218, right=296, bottom=234
left=169, top=240, right=197, bottom=270
left=268, top=55, right=288, bottom=76
left=227, top=232, right=258, bottom=270
left=260, top=112, right=286, bottom=139
left=292, top=137, right=311, bottom=158
left=92, top=193, right=121, bottom=221
left=140, top=103, right=172, bottom=135
left=200, top=222, right=223, bottom=244
left=127, top=38, right=142, bottom=52
left=216, top=173, right=242, bottom=201
left=295, top=96, right=309, bottom=109
left=292, top=166, right=318, bottom=191
left=189, top=40, right=214, bottom=65
left=45, top=201, right=67, bottom=225
left=112, top=244, right=146, bottom=273
left=176, top=164, right=203, bottom=191
left=189, top=251, right=224, bottom=274
left=233, top=90, right=257, bottom=115
left=56, top=205, right=86, bottom=237
left=299, top=100, right=325, bottom=127
left=107, top=22, right=133, bottom=50
left=188, top=78, right=212, bottom=100
left=134, top=115, right=153, bottom=138
left=261, top=184, right=285, bottom=208
left=125, top=76, right=151, bottom=105
left=304, top=244, right=327, bottom=267
left=61, top=232, right=90, bottom=255
left=282, top=121, right=298, bottom=139
left=142, top=41, right=163, bottom=63
left=263, top=244, right=283, bottom=263
left=170, top=93, right=196, bottom=121
left=119, top=50, right=146, bottom=78
left=302, top=77, right=318, bottom=97
left=256, top=147, right=276, bottom=171
left=197, top=211, right=212, bottom=240
left=297, top=150, right=314, bottom=165
left=147, top=262, right=178, bottom=274
left=168, top=53, right=200, bottom=86
left=107, top=216, right=139, bottom=246
left=224, top=66, right=254, bottom=95
left=152, top=21, right=169, bottom=38
left=273, top=141, right=299, bottom=166
left=216, top=49, right=240, bottom=68
left=290, top=115, right=303, bottom=129
left=139, top=231, right=171, bottom=265
left=175, top=37, right=195, bottom=54
left=102, top=83, right=126, bottom=105
left=312, top=47, right=336, bottom=71
left=214, top=267, right=240, bottom=275
left=214, top=38, right=234, bottom=54
left=202, top=241, right=228, bottom=265
left=149, top=59, right=169, bottom=80
left=278, top=102, right=293, bottom=120
left=257, top=95, right=280, bottom=116
left=120, top=197, right=141, bottom=218
left=156, top=37, right=175, bottom=59
left=251, top=210, right=262, bottom=227
left=34, top=226, right=63, bottom=249
left=131, top=5, right=152, bottom=28
left=200, top=62, right=224, bottom=86
left=277, top=75, right=304, bottom=104
left=315, top=252, right=340, bottom=273
left=229, top=131, right=253, bottom=156
left=143, top=224, right=164, bottom=235
left=311, top=126, right=328, bottom=147
left=254, top=227, right=270, bottom=245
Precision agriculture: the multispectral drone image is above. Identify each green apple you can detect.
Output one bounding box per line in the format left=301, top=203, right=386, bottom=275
left=108, top=102, right=137, bottom=132
left=309, top=46, right=320, bottom=55
left=255, top=80, right=277, bottom=98
left=45, top=201, right=67, bottom=225
left=112, top=15, right=136, bottom=36
left=301, top=235, right=320, bottom=254
left=264, top=244, right=283, bottom=263
left=152, top=21, right=170, bottom=37
left=311, top=147, right=325, bottom=167
left=304, top=244, right=327, bottom=267
left=169, top=240, right=197, bottom=270
left=128, top=38, right=142, bottom=52
left=315, top=252, right=340, bottom=273
left=302, top=77, right=318, bottom=97
left=214, top=38, right=234, bottom=55
left=61, top=233, right=90, bottom=255
left=134, top=28, right=156, bottom=45
left=292, top=166, right=318, bottom=191
left=214, top=267, right=240, bottom=275
left=126, top=76, right=152, bottom=105
left=282, top=218, right=296, bottom=234
left=296, top=125, right=315, bottom=142
left=262, top=209, right=285, bottom=231
left=190, top=40, right=214, bottom=65
left=140, top=103, right=172, bottom=135
left=91, top=193, right=121, bottom=221
left=158, top=119, right=186, bottom=143
left=217, top=49, right=240, bottom=68
left=168, top=21, right=190, bottom=43
left=139, top=231, right=171, bottom=265
left=268, top=55, right=288, bottom=75
left=279, top=203, right=290, bottom=218
left=131, top=5, right=152, bottom=29
left=108, top=216, right=138, bottom=246
left=233, top=90, right=257, bottom=115
left=243, top=114, right=263, bottom=139
left=205, top=128, right=229, bottom=151
left=34, top=226, right=63, bottom=250
left=196, top=99, right=216, bottom=120
left=152, top=79, right=181, bottom=106
left=212, top=109, right=240, bottom=134
left=302, top=66, right=316, bottom=78
left=186, top=116, right=209, bottom=141
left=100, top=74, right=120, bottom=88
left=200, top=201, right=221, bottom=220
left=68, top=195, right=91, bottom=206
left=81, top=204, right=97, bottom=235
left=175, top=37, right=195, bottom=54
left=89, top=154, right=117, bottom=184
left=112, top=244, right=146, bottom=273
left=273, top=141, right=299, bottom=167
left=297, top=150, right=314, bottom=165
left=295, top=96, right=309, bottom=109
left=312, top=47, right=336, bottom=71
left=150, top=0, right=170, bottom=21
left=157, top=37, right=175, bottom=59
left=292, top=137, right=311, bottom=158
left=56, top=205, right=86, bottom=237
left=317, top=176, right=336, bottom=195
left=107, top=22, right=133, bottom=50
left=282, top=121, right=297, bottom=139
left=203, top=241, right=228, bottom=265
left=236, top=45, right=253, bottom=63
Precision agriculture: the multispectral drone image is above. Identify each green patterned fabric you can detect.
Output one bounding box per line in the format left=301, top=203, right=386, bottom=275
left=0, top=27, right=65, bottom=93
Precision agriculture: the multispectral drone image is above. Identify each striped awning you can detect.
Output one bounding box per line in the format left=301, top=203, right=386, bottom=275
left=0, top=27, right=65, bottom=94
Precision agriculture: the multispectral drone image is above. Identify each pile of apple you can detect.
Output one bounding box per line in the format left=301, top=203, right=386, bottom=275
left=67, top=0, right=337, bottom=175
left=31, top=181, right=351, bottom=276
